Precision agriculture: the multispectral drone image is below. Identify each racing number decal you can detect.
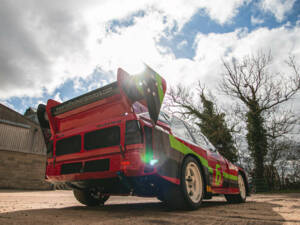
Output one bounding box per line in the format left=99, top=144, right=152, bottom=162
left=215, top=164, right=222, bottom=186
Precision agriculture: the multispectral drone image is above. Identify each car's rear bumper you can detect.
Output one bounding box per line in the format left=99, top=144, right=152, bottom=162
left=46, top=149, right=156, bottom=183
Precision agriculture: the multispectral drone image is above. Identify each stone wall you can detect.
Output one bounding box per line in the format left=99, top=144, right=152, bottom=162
left=0, top=149, right=52, bottom=190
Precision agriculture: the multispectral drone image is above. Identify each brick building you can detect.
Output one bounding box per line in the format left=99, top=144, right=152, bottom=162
left=0, top=103, right=51, bottom=189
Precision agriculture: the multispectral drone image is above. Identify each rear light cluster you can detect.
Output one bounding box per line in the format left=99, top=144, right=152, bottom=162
left=125, top=120, right=143, bottom=145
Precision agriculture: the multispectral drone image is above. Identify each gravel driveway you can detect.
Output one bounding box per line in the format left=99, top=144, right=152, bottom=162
left=0, top=190, right=299, bottom=225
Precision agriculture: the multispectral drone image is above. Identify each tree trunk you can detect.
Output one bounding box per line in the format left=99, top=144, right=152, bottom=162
left=246, top=102, right=268, bottom=192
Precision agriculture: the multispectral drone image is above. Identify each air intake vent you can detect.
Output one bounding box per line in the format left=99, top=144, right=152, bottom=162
left=84, top=126, right=120, bottom=150
left=61, top=162, right=82, bottom=174
left=56, top=135, right=81, bottom=156
left=84, top=159, right=110, bottom=173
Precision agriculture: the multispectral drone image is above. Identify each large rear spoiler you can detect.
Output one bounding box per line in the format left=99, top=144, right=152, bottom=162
left=51, top=82, right=119, bottom=117
left=37, top=65, right=166, bottom=142
left=117, top=65, right=166, bottom=124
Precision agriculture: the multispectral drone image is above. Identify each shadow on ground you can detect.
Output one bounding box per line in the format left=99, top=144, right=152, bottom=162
left=0, top=200, right=290, bottom=225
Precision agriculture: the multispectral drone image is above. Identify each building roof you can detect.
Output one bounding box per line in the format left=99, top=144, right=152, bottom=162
left=0, top=103, right=39, bottom=127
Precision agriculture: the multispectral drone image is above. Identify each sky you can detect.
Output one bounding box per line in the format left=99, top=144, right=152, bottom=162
left=0, top=0, right=300, bottom=115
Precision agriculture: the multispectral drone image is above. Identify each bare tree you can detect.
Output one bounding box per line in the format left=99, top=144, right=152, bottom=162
left=265, top=108, right=296, bottom=165
left=220, top=51, right=300, bottom=191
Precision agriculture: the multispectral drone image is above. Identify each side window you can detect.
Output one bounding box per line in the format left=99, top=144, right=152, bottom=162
left=158, top=111, right=170, bottom=124
left=171, top=117, right=194, bottom=143
left=202, top=134, right=216, bottom=152
left=189, top=126, right=215, bottom=151
left=140, top=111, right=170, bottom=125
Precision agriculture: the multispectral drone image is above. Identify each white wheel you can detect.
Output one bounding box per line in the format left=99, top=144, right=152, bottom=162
left=238, top=174, right=246, bottom=200
left=225, top=173, right=247, bottom=203
left=185, top=161, right=203, bottom=203
left=162, top=156, right=204, bottom=210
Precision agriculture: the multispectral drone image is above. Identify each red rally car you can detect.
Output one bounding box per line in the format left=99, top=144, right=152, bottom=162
left=37, top=65, right=249, bottom=210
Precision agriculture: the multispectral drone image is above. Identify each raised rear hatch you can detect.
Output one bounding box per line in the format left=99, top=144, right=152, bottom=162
left=37, top=65, right=167, bottom=146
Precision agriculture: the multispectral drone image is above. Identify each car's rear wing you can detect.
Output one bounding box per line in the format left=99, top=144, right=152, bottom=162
left=51, top=82, right=119, bottom=117
left=37, top=65, right=166, bottom=142
left=117, top=65, right=166, bottom=124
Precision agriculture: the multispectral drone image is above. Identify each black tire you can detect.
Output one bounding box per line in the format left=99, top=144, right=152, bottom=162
left=73, top=189, right=110, bottom=206
left=225, top=173, right=246, bottom=203
left=163, top=156, right=204, bottom=210
left=156, top=193, right=165, bottom=202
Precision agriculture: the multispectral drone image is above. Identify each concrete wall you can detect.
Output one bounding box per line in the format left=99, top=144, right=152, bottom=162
left=0, top=149, right=52, bottom=190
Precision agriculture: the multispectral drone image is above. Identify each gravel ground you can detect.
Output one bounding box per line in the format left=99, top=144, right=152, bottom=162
left=0, top=190, right=299, bottom=225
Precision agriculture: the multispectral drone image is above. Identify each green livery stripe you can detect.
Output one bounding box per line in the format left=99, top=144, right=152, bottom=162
left=223, top=171, right=238, bottom=181
left=155, top=74, right=164, bottom=104
left=169, top=135, right=213, bottom=174
left=169, top=135, right=238, bottom=181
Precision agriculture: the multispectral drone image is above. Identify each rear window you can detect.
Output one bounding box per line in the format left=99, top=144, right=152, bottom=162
left=84, top=126, right=120, bottom=150
left=56, top=135, right=81, bottom=156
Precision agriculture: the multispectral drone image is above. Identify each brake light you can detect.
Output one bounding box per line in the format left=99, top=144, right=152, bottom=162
left=121, top=160, right=131, bottom=170
left=121, top=161, right=131, bottom=166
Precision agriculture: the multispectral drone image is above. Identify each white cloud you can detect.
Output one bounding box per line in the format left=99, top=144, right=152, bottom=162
left=53, top=92, right=62, bottom=103
left=159, top=58, right=203, bottom=88
left=0, top=0, right=250, bottom=100
left=296, top=15, right=300, bottom=26
left=94, top=11, right=175, bottom=75
left=197, top=0, right=250, bottom=24
left=171, top=24, right=300, bottom=110
left=259, top=0, right=296, bottom=22
left=177, top=40, right=188, bottom=49
left=73, top=78, right=86, bottom=92
left=87, top=82, right=104, bottom=92
left=93, top=20, right=300, bottom=102
left=251, top=16, right=265, bottom=25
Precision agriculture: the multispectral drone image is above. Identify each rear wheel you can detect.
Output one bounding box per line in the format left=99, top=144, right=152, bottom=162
left=73, top=189, right=110, bottom=206
left=163, top=156, right=204, bottom=210
left=156, top=193, right=165, bottom=202
left=225, top=173, right=246, bottom=203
